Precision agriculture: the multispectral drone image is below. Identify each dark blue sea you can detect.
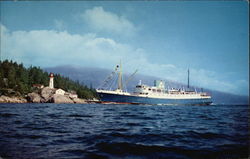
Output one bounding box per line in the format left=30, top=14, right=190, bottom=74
left=0, top=103, right=249, bottom=159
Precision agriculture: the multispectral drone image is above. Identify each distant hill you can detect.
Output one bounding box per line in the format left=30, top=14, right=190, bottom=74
left=44, top=65, right=249, bottom=105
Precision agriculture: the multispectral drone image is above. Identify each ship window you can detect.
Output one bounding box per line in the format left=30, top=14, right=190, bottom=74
left=136, top=85, right=142, bottom=88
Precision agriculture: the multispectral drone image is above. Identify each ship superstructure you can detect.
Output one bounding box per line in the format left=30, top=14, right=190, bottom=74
left=96, top=63, right=212, bottom=105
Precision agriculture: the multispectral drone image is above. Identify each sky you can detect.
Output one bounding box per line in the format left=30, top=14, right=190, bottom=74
left=0, top=1, right=249, bottom=96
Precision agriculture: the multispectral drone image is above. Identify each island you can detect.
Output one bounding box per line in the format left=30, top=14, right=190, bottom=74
left=0, top=60, right=99, bottom=103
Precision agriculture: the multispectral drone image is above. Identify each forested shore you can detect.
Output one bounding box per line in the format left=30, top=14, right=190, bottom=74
left=0, top=60, right=98, bottom=102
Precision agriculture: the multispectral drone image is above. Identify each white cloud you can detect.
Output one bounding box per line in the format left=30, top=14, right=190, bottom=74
left=0, top=24, right=139, bottom=69
left=0, top=24, right=248, bottom=95
left=81, top=6, right=136, bottom=36
left=54, top=19, right=66, bottom=31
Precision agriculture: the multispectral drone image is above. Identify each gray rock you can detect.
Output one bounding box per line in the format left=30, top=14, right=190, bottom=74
left=27, top=92, right=41, bottom=103
left=41, top=87, right=55, bottom=102
left=0, top=95, right=27, bottom=103
left=73, top=98, right=87, bottom=104
left=51, top=94, right=74, bottom=103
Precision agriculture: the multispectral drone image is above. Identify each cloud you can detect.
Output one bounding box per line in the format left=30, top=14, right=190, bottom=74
left=81, top=6, right=136, bottom=36
left=0, top=24, right=139, bottom=69
left=54, top=19, right=66, bottom=31
left=0, top=24, right=248, bottom=95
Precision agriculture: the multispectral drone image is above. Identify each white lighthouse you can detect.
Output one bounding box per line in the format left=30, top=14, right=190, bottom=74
left=49, top=73, right=54, bottom=89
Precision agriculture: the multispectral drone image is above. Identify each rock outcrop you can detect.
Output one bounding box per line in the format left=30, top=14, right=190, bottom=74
left=25, top=87, right=88, bottom=104
left=51, top=94, right=74, bottom=104
left=0, top=95, right=27, bottom=103
left=72, top=98, right=87, bottom=104
left=40, top=87, right=55, bottom=102
left=27, top=92, right=42, bottom=103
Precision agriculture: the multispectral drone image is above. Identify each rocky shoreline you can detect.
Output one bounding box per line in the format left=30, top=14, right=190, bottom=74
left=0, top=87, right=97, bottom=104
left=0, top=95, right=27, bottom=103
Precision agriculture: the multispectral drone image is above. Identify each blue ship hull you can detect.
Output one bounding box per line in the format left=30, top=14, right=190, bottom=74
left=98, top=92, right=212, bottom=106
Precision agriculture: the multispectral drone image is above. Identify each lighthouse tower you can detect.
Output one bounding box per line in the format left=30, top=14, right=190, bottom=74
left=49, top=73, right=54, bottom=89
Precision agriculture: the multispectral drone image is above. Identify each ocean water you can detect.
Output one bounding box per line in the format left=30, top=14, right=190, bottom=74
left=0, top=103, right=249, bottom=159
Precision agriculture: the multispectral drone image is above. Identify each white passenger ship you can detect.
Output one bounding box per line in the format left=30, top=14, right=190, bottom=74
left=96, top=63, right=212, bottom=105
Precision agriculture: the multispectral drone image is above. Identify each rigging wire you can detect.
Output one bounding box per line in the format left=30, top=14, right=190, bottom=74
left=110, top=73, right=119, bottom=90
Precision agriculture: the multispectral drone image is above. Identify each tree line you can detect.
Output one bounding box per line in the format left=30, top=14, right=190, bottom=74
left=0, top=60, right=98, bottom=99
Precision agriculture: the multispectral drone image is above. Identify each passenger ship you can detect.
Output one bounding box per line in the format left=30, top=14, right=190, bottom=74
left=96, top=63, right=212, bottom=105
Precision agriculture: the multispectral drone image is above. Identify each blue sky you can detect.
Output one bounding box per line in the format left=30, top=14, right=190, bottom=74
left=0, top=1, right=249, bottom=96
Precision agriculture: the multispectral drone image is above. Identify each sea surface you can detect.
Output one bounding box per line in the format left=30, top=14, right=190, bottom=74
left=0, top=103, right=249, bottom=159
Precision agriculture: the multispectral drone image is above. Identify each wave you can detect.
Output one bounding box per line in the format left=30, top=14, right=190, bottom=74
left=67, top=114, right=94, bottom=118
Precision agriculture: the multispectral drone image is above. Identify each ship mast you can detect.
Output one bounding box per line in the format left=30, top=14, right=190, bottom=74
left=118, top=60, right=123, bottom=90
left=187, top=69, right=190, bottom=88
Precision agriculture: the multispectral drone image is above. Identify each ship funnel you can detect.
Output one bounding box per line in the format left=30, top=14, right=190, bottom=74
left=154, top=80, right=165, bottom=89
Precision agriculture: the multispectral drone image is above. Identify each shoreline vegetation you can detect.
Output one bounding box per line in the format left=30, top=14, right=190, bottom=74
left=0, top=60, right=99, bottom=104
